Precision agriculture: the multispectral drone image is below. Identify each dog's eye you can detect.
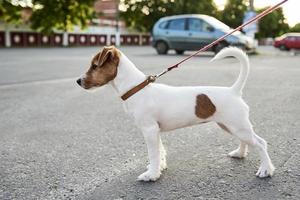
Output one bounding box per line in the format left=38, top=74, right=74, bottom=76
left=91, top=64, right=98, bottom=69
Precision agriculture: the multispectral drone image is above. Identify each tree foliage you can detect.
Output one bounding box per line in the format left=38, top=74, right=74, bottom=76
left=0, top=0, right=22, bottom=24
left=171, top=0, right=218, bottom=16
left=120, top=0, right=218, bottom=32
left=290, top=23, right=300, bottom=33
left=221, top=0, right=247, bottom=28
left=255, top=7, right=289, bottom=38
left=0, top=0, right=294, bottom=39
left=30, top=0, right=95, bottom=34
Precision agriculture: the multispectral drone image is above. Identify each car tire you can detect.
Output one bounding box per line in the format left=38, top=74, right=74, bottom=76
left=156, top=41, right=168, bottom=55
left=214, top=43, right=227, bottom=54
left=175, top=50, right=184, bottom=55
left=279, top=44, right=289, bottom=51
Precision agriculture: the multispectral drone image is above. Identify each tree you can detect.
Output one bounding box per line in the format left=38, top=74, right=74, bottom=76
left=290, top=23, right=300, bottom=33
left=255, top=7, right=289, bottom=38
left=120, top=0, right=218, bottom=32
left=0, top=0, right=23, bottom=47
left=0, top=0, right=22, bottom=24
left=30, top=0, right=95, bottom=34
left=171, top=0, right=218, bottom=16
left=221, top=0, right=247, bottom=28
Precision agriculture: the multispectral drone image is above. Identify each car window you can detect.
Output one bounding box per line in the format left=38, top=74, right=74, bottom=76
left=168, top=19, right=186, bottom=31
left=290, top=36, right=300, bottom=41
left=204, top=16, right=230, bottom=31
left=203, top=21, right=213, bottom=32
left=159, top=21, right=169, bottom=29
left=188, top=18, right=213, bottom=32
left=188, top=18, right=203, bottom=31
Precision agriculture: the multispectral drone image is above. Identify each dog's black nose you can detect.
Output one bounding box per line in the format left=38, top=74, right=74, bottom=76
left=76, top=78, right=81, bottom=86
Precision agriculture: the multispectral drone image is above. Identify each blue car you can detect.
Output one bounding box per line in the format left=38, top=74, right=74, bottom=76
left=152, top=14, right=256, bottom=54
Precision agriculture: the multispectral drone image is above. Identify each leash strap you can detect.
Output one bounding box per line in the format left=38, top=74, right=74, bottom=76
left=121, top=0, right=288, bottom=101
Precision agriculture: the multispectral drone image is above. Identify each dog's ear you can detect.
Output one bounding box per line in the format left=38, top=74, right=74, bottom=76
left=97, top=46, right=118, bottom=67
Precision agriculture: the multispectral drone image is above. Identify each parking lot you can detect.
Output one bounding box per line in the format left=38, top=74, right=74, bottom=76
left=0, top=46, right=299, bottom=199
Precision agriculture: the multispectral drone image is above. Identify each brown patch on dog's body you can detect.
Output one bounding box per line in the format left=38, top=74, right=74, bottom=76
left=83, top=46, right=120, bottom=89
left=217, top=122, right=231, bottom=134
left=195, top=94, right=216, bottom=119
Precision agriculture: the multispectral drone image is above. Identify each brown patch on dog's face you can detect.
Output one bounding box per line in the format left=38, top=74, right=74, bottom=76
left=217, top=122, right=231, bottom=134
left=195, top=94, right=216, bottom=119
left=80, top=46, right=120, bottom=89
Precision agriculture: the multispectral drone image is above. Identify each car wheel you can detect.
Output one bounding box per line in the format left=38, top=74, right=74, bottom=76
left=175, top=50, right=184, bottom=55
left=156, top=41, right=168, bottom=55
left=279, top=44, right=289, bottom=51
left=214, top=42, right=227, bottom=54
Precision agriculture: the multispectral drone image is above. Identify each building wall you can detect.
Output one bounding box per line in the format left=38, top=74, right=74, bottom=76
left=0, top=30, right=151, bottom=47
left=94, top=0, right=118, bottom=19
left=0, top=0, right=149, bottom=47
left=93, top=0, right=126, bottom=29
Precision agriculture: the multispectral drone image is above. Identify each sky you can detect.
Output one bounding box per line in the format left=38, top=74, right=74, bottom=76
left=214, top=0, right=300, bottom=26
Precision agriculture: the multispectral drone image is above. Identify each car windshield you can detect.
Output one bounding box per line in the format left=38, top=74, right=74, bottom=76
left=204, top=16, right=230, bottom=31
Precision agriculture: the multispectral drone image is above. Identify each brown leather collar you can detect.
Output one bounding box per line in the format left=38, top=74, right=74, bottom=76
left=121, top=75, right=156, bottom=101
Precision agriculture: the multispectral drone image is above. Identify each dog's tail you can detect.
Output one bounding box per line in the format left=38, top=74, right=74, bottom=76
left=210, top=47, right=249, bottom=96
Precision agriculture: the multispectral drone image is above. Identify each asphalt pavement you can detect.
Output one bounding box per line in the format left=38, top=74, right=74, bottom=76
left=0, top=46, right=299, bottom=200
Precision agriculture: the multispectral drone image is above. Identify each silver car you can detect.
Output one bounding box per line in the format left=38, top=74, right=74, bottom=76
left=152, top=14, right=256, bottom=54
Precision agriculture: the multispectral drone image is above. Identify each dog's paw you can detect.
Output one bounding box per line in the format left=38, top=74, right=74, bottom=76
left=228, top=149, right=247, bottom=159
left=138, top=170, right=161, bottom=182
left=256, top=162, right=275, bottom=178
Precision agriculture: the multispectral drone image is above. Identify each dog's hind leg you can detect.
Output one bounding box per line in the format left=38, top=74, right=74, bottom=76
left=229, top=119, right=275, bottom=178
left=137, top=122, right=162, bottom=181
left=252, top=133, right=275, bottom=178
left=217, top=122, right=248, bottom=158
left=228, top=141, right=248, bottom=158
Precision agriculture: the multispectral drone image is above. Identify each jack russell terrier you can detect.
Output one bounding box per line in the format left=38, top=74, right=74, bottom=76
left=76, top=46, right=274, bottom=181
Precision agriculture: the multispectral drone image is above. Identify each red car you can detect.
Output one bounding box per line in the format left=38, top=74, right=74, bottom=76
left=274, top=33, right=300, bottom=50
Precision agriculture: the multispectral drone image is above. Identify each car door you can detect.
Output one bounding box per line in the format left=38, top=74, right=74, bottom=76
left=287, top=36, right=296, bottom=49
left=164, top=18, right=189, bottom=50
left=186, top=18, right=216, bottom=50
left=296, top=36, right=300, bottom=49
left=289, top=36, right=300, bottom=49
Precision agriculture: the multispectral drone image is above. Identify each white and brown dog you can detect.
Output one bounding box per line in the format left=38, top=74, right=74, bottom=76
left=77, top=46, right=274, bottom=181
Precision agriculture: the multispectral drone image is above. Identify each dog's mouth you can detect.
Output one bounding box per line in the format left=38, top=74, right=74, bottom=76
left=76, top=77, right=90, bottom=89
left=76, top=77, right=100, bottom=90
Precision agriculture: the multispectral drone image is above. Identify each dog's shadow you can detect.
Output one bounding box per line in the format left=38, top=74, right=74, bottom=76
left=86, top=157, right=284, bottom=200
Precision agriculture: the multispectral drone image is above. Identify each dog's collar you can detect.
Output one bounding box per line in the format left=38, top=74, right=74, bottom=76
left=121, top=75, right=156, bottom=101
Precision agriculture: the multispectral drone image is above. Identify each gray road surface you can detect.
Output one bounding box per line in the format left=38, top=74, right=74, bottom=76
left=0, top=46, right=299, bottom=200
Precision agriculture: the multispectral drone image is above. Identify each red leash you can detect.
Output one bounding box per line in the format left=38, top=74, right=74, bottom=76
left=155, top=0, right=289, bottom=78
left=121, top=0, right=288, bottom=101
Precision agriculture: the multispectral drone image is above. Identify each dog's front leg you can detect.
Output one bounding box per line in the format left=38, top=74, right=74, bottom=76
left=138, top=123, right=161, bottom=181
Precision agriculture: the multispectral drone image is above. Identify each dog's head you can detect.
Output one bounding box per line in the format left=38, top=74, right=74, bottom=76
left=77, top=46, right=120, bottom=90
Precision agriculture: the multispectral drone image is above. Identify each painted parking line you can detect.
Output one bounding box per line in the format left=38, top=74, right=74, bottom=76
left=0, top=77, right=77, bottom=89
